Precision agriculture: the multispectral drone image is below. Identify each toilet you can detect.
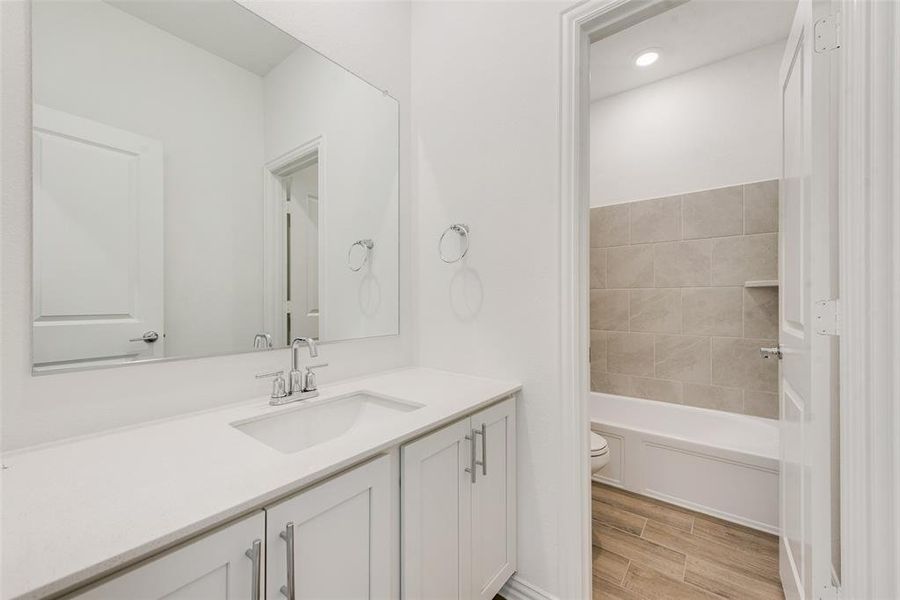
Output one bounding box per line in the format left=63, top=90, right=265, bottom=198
left=590, top=431, right=610, bottom=474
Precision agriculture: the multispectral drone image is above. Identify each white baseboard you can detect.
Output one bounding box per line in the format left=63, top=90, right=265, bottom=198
left=500, top=575, right=558, bottom=600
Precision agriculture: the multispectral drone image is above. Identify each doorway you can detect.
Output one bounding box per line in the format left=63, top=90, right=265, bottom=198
left=559, top=1, right=843, bottom=598
left=282, top=158, right=320, bottom=342
left=263, top=137, right=325, bottom=348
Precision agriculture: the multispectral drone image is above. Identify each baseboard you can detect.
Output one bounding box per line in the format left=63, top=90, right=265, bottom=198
left=500, top=574, right=558, bottom=600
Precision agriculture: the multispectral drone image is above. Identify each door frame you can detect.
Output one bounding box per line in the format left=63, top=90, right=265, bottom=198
left=835, top=1, right=900, bottom=598
left=558, top=1, right=900, bottom=599
left=557, top=2, right=685, bottom=597
left=262, top=136, right=327, bottom=348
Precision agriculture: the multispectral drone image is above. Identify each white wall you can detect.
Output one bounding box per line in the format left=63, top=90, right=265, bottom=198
left=264, top=44, right=399, bottom=341
left=0, top=0, right=412, bottom=451
left=591, top=41, right=784, bottom=207
left=32, top=0, right=266, bottom=358
left=411, top=1, right=574, bottom=596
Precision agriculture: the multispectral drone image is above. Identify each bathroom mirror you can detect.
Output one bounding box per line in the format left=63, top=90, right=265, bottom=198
left=30, top=0, right=399, bottom=373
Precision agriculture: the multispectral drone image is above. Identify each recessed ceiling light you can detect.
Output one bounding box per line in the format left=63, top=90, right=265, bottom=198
left=634, top=49, right=660, bottom=67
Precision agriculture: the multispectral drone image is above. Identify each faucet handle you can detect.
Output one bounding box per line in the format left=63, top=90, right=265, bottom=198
left=255, top=370, right=288, bottom=399
left=302, top=363, right=329, bottom=393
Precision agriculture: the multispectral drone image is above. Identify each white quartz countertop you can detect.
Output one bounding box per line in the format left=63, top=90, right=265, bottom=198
left=0, top=368, right=520, bottom=600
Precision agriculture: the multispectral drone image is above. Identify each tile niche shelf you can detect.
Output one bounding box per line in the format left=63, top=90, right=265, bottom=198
left=744, top=280, right=779, bottom=288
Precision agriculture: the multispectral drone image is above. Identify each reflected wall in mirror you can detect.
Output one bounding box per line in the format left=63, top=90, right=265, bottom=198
left=31, top=0, right=400, bottom=373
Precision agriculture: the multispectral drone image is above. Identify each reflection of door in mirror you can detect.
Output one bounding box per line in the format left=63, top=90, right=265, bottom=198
left=284, top=160, right=319, bottom=342
left=32, top=106, right=164, bottom=371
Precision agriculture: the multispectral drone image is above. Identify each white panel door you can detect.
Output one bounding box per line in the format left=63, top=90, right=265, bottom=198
left=72, top=512, right=264, bottom=600
left=470, top=399, right=516, bottom=600
left=779, top=2, right=842, bottom=599
left=32, top=105, right=164, bottom=368
left=286, top=162, right=320, bottom=341
left=266, top=455, right=394, bottom=600
left=401, top=418, right=473, bottom=600
left=779, top=4, right=813, bottom=598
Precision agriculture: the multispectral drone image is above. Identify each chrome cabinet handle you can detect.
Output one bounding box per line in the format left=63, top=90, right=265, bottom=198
left=473, top=423, right=487, bottom=476
left=280, top=522, right=295, bottom=599
left=244, top=539, right=261, bottom=600
left=463, top=433, right=476, bottom=483
left=129, top=331, right=159, bottom=343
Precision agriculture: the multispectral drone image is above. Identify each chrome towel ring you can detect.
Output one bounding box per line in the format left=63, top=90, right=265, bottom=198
left=439, top=224, right=470, bottom=263
left=348, top=239, right=374, bottom=271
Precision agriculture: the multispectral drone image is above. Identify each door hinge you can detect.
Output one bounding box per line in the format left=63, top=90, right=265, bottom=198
left=815, top=299, right=840, bottom=335
left=814, top=13, right=841, bottom=53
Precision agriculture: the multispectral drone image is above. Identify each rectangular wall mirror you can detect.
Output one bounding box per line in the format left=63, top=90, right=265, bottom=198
left=31, top=0, right=400, bottom=373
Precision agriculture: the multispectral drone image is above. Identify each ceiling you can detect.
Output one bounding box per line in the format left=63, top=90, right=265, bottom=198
left=589, top=0, right=797, bottom=101
left=107, top=0, right=300, bottom=77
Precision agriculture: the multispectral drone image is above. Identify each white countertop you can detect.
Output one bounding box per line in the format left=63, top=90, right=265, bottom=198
left=0, top=368, right=520, bottom=600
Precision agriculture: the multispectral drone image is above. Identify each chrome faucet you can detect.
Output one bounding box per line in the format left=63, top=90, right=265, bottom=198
left=289, top=337, right=318, bottom=394
left=256, top=337, right=327, bottom=405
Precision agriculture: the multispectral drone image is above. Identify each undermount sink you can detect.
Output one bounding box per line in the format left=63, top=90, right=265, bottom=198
left=231, top=392, right=423, bottom=454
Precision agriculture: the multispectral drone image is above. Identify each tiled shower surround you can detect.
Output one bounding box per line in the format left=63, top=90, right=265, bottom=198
left=590, top=180, right=779, bottom=418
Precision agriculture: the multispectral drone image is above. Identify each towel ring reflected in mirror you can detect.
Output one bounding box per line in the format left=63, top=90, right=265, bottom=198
left=348, top=239, right=375, bottom=272
left=439, top=224, right=470, bottom=263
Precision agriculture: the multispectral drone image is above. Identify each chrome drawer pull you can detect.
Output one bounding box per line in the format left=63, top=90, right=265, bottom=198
left=473, top=423, right=487, bottom=476
left=280, top=522, right=295, bottom=599
left=244, top=539, right=261, bottom=600
left=463, top=433, right=476, bottom=483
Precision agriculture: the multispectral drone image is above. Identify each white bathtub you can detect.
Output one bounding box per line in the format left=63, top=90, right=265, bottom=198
left=590, top=392, right=780, bottom=534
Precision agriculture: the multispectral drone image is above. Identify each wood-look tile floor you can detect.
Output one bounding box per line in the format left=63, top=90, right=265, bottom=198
left=592, top=483, right=785, bottom=600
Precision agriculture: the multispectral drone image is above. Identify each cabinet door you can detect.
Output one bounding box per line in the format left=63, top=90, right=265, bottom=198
left=470, top=398, right=517, bottom=600
left=266, top=454, right=394, bottom=600
left=401, top=419, right=473, bottom=600
left=72, top=512, right=264, bottom=600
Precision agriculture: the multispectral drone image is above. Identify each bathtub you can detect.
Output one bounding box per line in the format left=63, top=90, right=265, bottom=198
left=590, top=392, right=780, bottom=534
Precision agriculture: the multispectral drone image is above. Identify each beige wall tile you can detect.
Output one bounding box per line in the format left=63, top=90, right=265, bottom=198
left=607, top=332, right=654, bottom=376
left=711, top=234, right=777, bottom=285
left=682, top=287, right=743, bottom=336
left=630, top=195, right=682, bottom=244
left=744, top=180, right=779, bottom=234
left=683, top=383, right=743, bottom=413
left=590, top=248, right=607, bottom=289
left=654, top=334, right=711, bottom=383
left=682, top=185, right=743, bottom=239
left=589, top=181, right=783, bottom=417
left=631, top=376, right=683, bottom=404
left=591, top=330, right=608, bottom=371
left=711, top=337, right=778, bottom=392
left=654, top=240, right=711, bottom=287
left=744, top=287, right=778, bottom=338
left=592, top=370, right=631, bottom=395
left=608, top=245, right=654, bottom=288
left=630, top=289, right=682, bottom=333
left=590, top=290, right=629, bottom=331
left=744, top=390, right=778, bottom=419
left=743, top=287, right=778, bottom=339
left=591, top=205, right=630, bottom=248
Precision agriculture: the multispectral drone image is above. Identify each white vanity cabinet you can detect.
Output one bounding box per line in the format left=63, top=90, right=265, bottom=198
left=401, top=397, right=517, bottom=600
left=265, top=454, right=396, bottom=600
left=69, top=456, right=396, bottom=600
left=55, top=397, right=516, bottom=600
left=71, top=512, right=265, bottom=600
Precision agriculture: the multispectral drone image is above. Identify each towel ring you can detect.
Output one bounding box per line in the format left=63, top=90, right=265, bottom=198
left=439, top=224, right=470, bottom=263
left=348, top=239, right=374, bottom=272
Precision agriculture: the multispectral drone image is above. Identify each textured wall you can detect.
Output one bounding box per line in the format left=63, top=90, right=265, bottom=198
left=589, top=180, right=780, bottom=418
